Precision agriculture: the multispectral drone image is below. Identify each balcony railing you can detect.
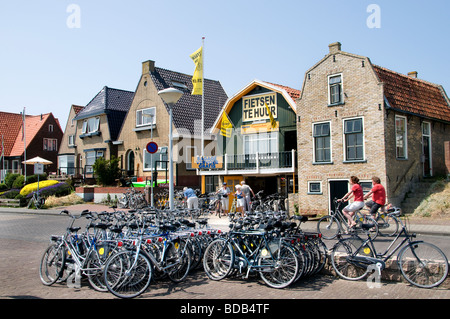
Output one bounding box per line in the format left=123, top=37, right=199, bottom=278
left=198, top=150, right=296, bottom=176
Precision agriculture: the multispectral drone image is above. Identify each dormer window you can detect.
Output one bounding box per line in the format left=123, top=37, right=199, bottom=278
left=82, top=117, right=100, bottom=134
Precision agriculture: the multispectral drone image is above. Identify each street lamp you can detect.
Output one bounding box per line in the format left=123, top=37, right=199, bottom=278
left=142, top=112, right=155, bottom=208
left=157, top=87, right=183, bottom=210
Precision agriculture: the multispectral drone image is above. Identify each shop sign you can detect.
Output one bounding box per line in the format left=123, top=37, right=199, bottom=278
left=191, top=156, right=223, bottom=169
left=242, top=92, right=277, bottom=122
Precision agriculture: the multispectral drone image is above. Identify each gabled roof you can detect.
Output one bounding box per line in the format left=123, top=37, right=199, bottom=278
left=0, top=112, right=24, bottom=156
left=212, top=79, right=300, bottom=131
left=372, top=65, right=450, bottom=123
left=0, top=112, right=62, bottom=157
left=150, top=67, right=228, bottom=136
left=75, top=86, right=135, bottom=141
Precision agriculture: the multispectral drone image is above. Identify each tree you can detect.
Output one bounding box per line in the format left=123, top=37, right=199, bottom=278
left=93, top=156, right=121, bottom=186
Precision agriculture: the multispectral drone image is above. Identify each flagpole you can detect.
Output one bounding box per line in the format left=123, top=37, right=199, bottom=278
left=201, top=37, right=205, bottom=158
left=23, top=107, right=27, bottom=182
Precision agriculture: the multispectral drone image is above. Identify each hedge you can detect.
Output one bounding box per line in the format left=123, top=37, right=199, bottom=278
left=20, top=180, right=59, bottom=196
left=25, top=182, right=72, bottom=199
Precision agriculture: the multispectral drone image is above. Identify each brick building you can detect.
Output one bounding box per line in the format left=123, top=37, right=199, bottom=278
left=296, top=42, right=450, bottom=214
left=0, top=111, right=63, bottom=180
left=115, top=60, right=227, bottom=188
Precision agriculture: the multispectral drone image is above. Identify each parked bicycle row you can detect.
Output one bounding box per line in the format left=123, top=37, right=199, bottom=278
left=203, top=210, right=328, bottom=289
left=39, top=207, right=222, bottom=298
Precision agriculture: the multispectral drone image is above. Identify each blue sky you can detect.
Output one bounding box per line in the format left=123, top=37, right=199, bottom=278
left=1, top=0, right=449, bottom=130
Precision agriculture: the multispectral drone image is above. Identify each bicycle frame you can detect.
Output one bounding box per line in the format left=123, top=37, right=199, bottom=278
left=223, top=230, right=283, bottom=276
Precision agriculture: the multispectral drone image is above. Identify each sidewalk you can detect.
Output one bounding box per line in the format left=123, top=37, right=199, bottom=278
left=0, top=204, right=449, bottom=237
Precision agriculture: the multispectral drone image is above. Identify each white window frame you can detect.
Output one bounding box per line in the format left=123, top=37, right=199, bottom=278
left=143, top=147, right=168, bottom=171
left=68, top=135, right=75, bottom=146
left=82, top=117, right=100, bottom=134
left=328, top=73, right=344, bottom=105
left=312, top=121, right=332, bottom=163
left=48, top=124, right=53, bottom=132
left=243, top=132, right=278, bottom=155
left=136, top=107, right=156, bottom=127
left=43, top=138, right=58, bottom=151
left=343, top=117, right=365, bottom=162
left=395, top=115, right=408, bottom=159
left=307, top=181, right=322, bottom=195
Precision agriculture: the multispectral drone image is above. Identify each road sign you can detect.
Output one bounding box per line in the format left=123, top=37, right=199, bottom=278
left=146, top=141, right=158, bottom=154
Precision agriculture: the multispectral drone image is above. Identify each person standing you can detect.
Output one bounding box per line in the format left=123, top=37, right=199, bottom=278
left=240, top=181, right=255, bottom=213
left=364, top=176, right=386, bottom=216
left=338, top=176, right=365, bottom=228
left=183, top=187, right=198, bottom=210
left=235, top=184, right=245, bottom=216
left=216, top=182, right=231, bottom=215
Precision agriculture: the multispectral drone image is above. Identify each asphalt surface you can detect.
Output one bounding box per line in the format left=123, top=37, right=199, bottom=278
left=0, top=204, right=449, bottom=306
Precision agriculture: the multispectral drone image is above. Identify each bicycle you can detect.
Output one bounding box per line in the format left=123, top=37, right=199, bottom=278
left=317, top=198, right=378, bottom=239
left=39, top=210, right=119, bottom=291
left=27, top=191, right=45, bottom=209
left=371, top=206, right=401, bottom=237
left=203, top=224, right=299, bottom=289
left=330, top=215, right=449, bottom=288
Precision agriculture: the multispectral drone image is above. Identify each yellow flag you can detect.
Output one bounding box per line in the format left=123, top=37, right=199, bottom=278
left=220, top=113, right=233, bottom=138
left=264, top=102, right=277, bottom=129
left=190, top=46, right=203, bottom=95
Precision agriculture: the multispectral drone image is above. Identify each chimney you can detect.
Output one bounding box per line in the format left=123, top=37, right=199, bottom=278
left=407, top=71, right=418, bottom=78
left=329, top=42, right=342, bottom=54
left=142, top=60, right=155, bottom=74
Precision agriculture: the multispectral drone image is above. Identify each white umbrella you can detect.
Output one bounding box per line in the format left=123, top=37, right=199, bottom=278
left=22, top=156, right=53, bottom=165
left=22, top=156, right=53, bottom=203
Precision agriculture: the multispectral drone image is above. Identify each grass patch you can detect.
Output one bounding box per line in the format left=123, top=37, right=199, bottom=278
left=413, top=180, right=450, bottom=218
left=44, top=192, right=84, bottom=208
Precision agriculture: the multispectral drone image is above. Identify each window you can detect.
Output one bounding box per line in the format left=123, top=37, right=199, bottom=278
left=58, top=155, right=75, bottom=175
left=68, top=135, right=75, bottom=146
left=85, top=150, right=104, bottom=173
left=313, top=122, right=331, bottom=163
left=360, top=181, right=373, bottom=195
left=344, top=118, right=364, bottom=161
left=395, top=115, right=407, bottom=159
left=185, top=146, right=197, bottom=170
left=308, top=181, right=322, bottom=194
left=244, top=132, right=278, bottom=155
left=143, top=147, right=168, bottom=171
left=205, top=176, right=218, bottom=193
left=43, top=138, right=58, bottom=151
left=82, top=117, right=100, bottom=134
left=48, top=124, right=53, bottom=132
left=329, top=74, right=343, bottom=105
left=136, top=108, right=156, bottom=127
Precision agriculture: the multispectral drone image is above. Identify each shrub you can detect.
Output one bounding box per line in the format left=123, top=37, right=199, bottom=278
left=1, top=189, right=20, bottom=199
left=12, top=175, right=25, bottom=189
left=25, top=174, right=48, bottom=185
left=93, top=156, right=121, bottom=186
left=26, top=182, right=72, bottom=199
left=0, top=183, right=7, bottom=191
left=20, top=180, right=59, bottom=196
left=5, top=173, right=20, bottom=189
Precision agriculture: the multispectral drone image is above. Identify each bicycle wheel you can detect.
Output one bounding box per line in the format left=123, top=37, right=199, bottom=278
left=377, top=214, right=399, bottom=237
left=317, top=215, right=340, bottom=239
left=104, top=250, right=152, bottom=299
left=398, top=241, right=449, bottom=288
left=331, top=237, right=374, bottom=281
left=166, top=241, right=192, bottom=283
left=258, top=243, right=299, bottom=289
left=203, top=238, right=234, bottom=280
left=39, top=243, right=66, bottom=286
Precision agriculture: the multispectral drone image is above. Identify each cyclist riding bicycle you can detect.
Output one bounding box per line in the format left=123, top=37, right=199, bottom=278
left=363, top=176, right=386, bottom=217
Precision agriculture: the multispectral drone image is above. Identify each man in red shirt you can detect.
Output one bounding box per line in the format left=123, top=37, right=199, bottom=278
left=363, top=176, right=386, bottom=216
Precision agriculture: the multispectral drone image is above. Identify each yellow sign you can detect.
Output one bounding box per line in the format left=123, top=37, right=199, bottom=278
left=242, top=92, right=277, bottom=122
left=190, top=46, right=203, bottom=95
left=241, top=121, right=279, bottom=134
left=191, top=156, right=223, bottom=169
left=220, top=112, right=233, bottom=138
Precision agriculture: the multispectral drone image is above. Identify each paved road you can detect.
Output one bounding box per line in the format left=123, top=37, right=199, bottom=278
left=0, top=209, right=449, bottom=303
